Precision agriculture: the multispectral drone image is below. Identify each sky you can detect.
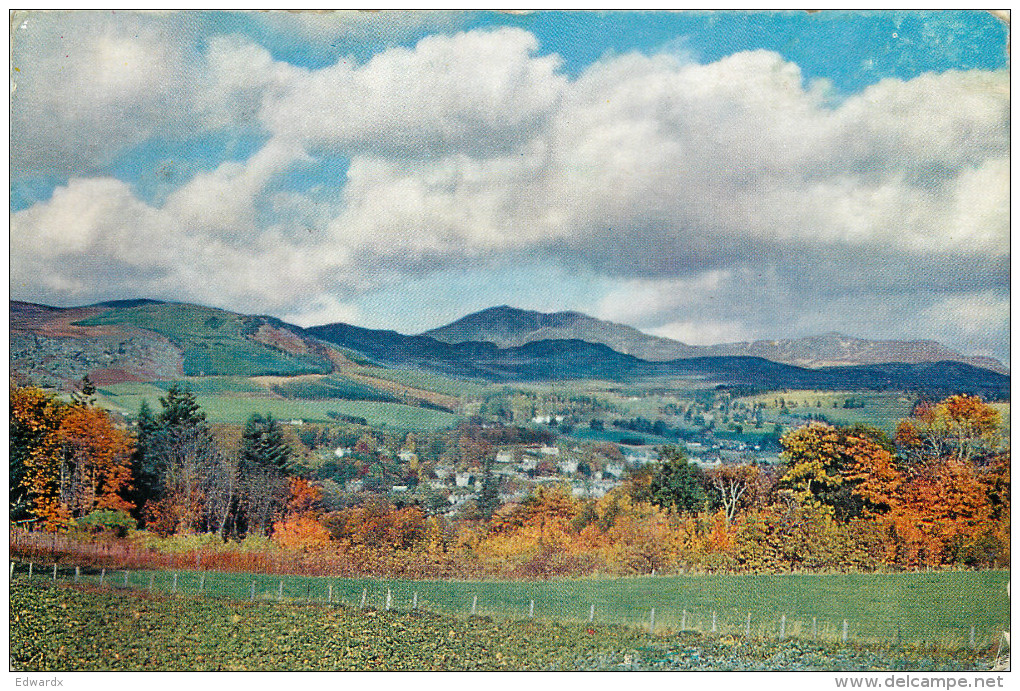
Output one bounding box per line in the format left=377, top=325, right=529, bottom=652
left=9, top=10, right=1011, bottom=363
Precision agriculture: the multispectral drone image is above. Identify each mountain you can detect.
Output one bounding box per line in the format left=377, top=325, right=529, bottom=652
left=310, top=320, right=1009, bottom=397
left=422, top=306, right=1008, bottom=374
left=423, top=305, right=702, bottom=359
left=10, top=300, right=343, bottom=387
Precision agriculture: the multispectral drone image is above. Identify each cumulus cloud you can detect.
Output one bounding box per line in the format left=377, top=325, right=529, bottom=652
left=9, top=21, right=1010, bottom=361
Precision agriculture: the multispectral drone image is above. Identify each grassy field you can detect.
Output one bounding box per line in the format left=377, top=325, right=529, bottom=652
left=95, top=380, right=458, bottom=431
left=10, top=579, right=1003, bottom=671
left=20, top=563, right=1008, bottom=650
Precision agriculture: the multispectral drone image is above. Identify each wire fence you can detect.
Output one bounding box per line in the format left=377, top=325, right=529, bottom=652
left=10, top=560, right=1008, bottom=653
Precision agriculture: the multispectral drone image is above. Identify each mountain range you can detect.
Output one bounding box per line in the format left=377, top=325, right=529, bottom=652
left=423, top=305, right=1008, bottom=374
left=10, top=300, right=1009, bottom=398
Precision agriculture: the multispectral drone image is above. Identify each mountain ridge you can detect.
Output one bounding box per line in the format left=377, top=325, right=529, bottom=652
left=422, top=305, right=1008, bottom=374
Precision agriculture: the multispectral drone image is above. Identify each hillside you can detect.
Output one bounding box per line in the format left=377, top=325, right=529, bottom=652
left=310, top=321, right=1010, bottom=397
left=10, top=301, right=460, bottom=411
left=423, top=306, right=1009, bottom=374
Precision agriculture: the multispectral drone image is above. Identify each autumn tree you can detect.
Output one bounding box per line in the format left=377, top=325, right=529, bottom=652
left=57, top=404, right=135, bottom=518
left=779, top=423, right=900, bottom=521
left=896, top=395, right=1002, bottom=466
left=11, top=385, right=67, bottom=525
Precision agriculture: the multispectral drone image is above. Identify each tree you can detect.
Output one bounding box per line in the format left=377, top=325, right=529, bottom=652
left=238, top=413, right=293, bottom=536
left=633, top=445, right=706, bottom=515
left=896, top=395, right=1002, bottom=466
left=57, top=405, right=135, bottom=518
left=11, top=385, right=67, bottom=525
left=706, top=464, right=760, bottom=525
left=779, top=423, right=900, bottom=521
left=478, top=462, right=500, bottom=520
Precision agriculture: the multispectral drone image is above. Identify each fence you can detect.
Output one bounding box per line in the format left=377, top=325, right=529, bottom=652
left=9, top=560, right=1008, bottom=652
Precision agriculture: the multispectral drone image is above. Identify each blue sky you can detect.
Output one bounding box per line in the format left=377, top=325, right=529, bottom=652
left=9, top=10, right=1010, bottom=362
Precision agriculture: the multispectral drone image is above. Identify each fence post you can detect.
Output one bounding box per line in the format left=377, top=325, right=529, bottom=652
left=745, top=612, right=751, bottom=637
left=124, top=571, right=130, bottom=587
left=251, top=581, right=257, bottom=601
left=75, top=566, right=80, bottom=583
left=779, top=614, right=786, bottom=640
left=328, top=584, right=333, bottom=604
left=970, top=626, right=976, bottom=649
left=172, top=572, right=177, bottom=594
left=812, top=617, right=817, bottom=639
left=99, top=568, right=105, bottom=586
left=199, top=574, right=205, bottom=594
left=28, top=563, right=33, bottom=579
left=842, top=620, right=848, bottom=644
left=53, top=564, right=58, bottom=581
left=148, top=573, right=154, bottom=592
left=649, top=608, right=656, bottom=634
left=528, top=600, right=534, bottom=619
left=712, top=611, right=717, bottom=633
left=360, top=588, right=367, bottom=609
left=9, top=562, right=14, bottom=579
left=470, top=595, right=477, bottom=616
left=278, top=580, right=284, bottom=601
left=589, top=603, right=595, bottom=623
left=412, top=592, right=418, bottom=610
left=387, top=589, right=393, bottom=611
left=681, top=609, right=686, bottom=631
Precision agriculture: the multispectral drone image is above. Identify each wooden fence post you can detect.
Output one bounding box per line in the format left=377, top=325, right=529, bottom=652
left=412, top=592, right=418, bottom=610
left=779, top=614, right=786, bottom=640
left=278, top=580, right=284, bottom=601
left=681, top=609, right=686, bottom=631
left=148, top=573, right=154, bottom=592
left=528, top=600, right=534, bottom=619
left=199, top=574, right=205, bottom=594
left=28, top=563, right=33, bottom=579
left=75, top=566, right=80, bottom=583
left=99, top=568, right=105, bottom=586
left=745, top=612, right=751, bottom=637
left=172, top=572, right=177, bottom=594
left=589, top=603, right=595, bottom=623
left=970, top=626, right=976, bottom=649
left=251, top=581, right=257, bottom=601
left=327, top=584, right=333, bottom=604
left=812, top=617, right=817, bottom=639
left=53, top=564, right=58, bottom=581
left=360, top=588, right=367, bottom=609
left=842, top=620, right=848, bottom=644
left=712, top=611, right=717, bottom=633
left=387, top=589, right=393, bottom=611
left=124, top=570, right=130, bottom=587
left=470, top=595, right=477, bottom=616
left=649, top=608, right=656, bottom=634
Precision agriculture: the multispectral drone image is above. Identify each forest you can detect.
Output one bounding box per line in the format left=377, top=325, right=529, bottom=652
left=9, top=380, right=1010, bottom=578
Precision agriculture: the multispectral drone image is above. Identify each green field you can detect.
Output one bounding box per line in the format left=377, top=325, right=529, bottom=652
left=20, top=563, right=1007, bottom=650
left=9, top=579, right=1003, bottom=671
left=95, top=380, right=458, bottom=431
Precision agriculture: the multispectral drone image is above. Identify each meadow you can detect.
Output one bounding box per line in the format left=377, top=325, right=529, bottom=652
left=9, top=578, right=1004, bottom=671
left=94, top=379, right=457, bottom=431
left=14, top=561, right=1008, bottom=650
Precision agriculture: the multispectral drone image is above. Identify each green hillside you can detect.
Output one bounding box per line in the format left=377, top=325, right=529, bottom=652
left=76, top=303, right=333, bottom=377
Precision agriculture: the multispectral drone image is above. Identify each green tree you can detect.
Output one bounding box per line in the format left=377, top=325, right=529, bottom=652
left=238, top=413, right=293, bottom=536
left=478, top=462, right=500, bottom=520
left=634, top=445, right=705, bottom=515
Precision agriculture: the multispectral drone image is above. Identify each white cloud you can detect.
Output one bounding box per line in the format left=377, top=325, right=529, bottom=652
left=8, top=22, right=1010, bottom=359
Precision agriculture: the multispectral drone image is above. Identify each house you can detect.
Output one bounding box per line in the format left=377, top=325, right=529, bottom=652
left=397, top=450, right=417, bottom=462
left=335, top=447, right=352, bottom=458
left=390, top=485, right=408, bottom=493
left=558, top=459, right=578, bottom=474
left=290, top=419, right=304, bottom=426
left=345, top=479, right=364, bottom=493
left=455, top=472, right=473, bottom=488
left=518, top=458, right=538, bottom=472
left=495, top=449, right=514, bottom=464
left=538, top=445, right=559, bottom=456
